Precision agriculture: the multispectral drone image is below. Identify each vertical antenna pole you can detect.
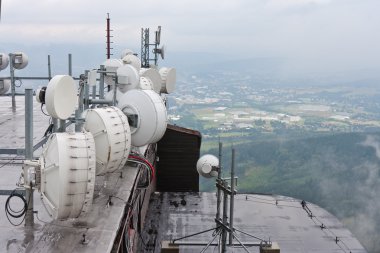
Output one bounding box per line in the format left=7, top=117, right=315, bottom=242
left=221, top=179, right=228, bottom=253
left=68, top=53, right=72, bottom=76
left=229, top=148, right=235, bottom=245
left=106, top=13, right=111, bottom=59
left=216, top=141, right=222, bottom=222
left=99, top=65, right=105, bottom=99
left=25, top=88, right=34, bottom=226
left=9, top=54, right=16, bottom=112
left=48, top=55, right=52, bottom=81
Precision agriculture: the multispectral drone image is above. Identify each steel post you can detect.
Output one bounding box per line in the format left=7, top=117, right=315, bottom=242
left=68, top=53, right=72, bottom=76
left=216, top=142, right=222, bottom=222
left=48, top=55, right=52, bottom=81
left=221, top=180, right=229, bottom=253
left=229, top=148, right=235, bottom=245
left=9, top=54, right=16, bottom=111
left=99, top=65, right=105, bottom=99
left=24, top=88, right=34, bottom=226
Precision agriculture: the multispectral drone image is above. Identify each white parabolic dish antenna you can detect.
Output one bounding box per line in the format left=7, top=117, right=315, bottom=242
left=12, top=52, right=28, bottom=70
left=118, top=89, right=167, bottom=147
left=0, top=53, right=9, bottom=70
left=84, top=106, right=132, bottom=175
left=116, top=65, right=140, bottom=93
left=122, top=54, right=141, bottom=72
left=120, top=49, right=133, bottom=59
left=45, top=75, right=77, bottom=120
left=39, top=132, right=96, bottom=220
left=159, top=67, right=176, bottom=94
left=196, top=154, right=219, bottom=178
left=140, top=68, right=162, bottom=94
left=0, top=79, right=11, bottom=95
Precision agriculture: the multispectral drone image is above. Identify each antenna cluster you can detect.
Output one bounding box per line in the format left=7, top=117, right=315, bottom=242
left=4, top=27, right=177, bottom=225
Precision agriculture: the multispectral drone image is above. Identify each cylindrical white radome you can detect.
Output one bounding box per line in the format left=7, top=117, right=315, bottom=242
left=139, top=68, right=162, bottom=93
left=39, top=132, right=96, bottom=220
left=196, top=154, right=219, bottom=178
left=117, top=89, right=167, bottom=147
left=12, top=52, right=28, bottom=70
left=159, top=67, right=176, bottom=94
left=84, top=106, right=132, bottom=175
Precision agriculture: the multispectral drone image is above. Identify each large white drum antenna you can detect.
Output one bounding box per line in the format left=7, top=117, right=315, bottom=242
left=84, top=106, right=132, bottom=175
left=159, top=67, right=176, bottom=94
left=117, top=89, right=167, bottom=147
left=39, top=132, right=96, bottom=220
left=140, top=68, right=162, bottom=93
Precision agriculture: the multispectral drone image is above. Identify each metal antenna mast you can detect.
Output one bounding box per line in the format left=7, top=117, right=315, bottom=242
left=106, top=13, right=113, bottom=59
left=140, top=26, right=162, bottom=68
left=170, top=144, right=273, bottom=252
left=0, top=0, right=2, bottom=22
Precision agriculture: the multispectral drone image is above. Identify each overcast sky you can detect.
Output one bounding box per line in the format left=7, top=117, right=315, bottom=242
left=1, top=0, right=380, bottom=76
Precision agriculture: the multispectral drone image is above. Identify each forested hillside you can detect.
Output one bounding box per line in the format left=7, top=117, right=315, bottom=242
left=201, top=132, right=380, bottom=253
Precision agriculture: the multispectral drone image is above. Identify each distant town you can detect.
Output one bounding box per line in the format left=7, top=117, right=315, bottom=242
left=167, top=71, right=380, bottom=138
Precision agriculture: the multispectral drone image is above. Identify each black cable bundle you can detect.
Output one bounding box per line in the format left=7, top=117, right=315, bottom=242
left=5, top=189, right=27, bottom=226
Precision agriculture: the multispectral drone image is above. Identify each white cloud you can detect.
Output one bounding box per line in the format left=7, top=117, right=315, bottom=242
left=0, top=0, right=379, bottom=73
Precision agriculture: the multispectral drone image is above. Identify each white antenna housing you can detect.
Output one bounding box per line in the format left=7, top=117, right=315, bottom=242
left=196, top=154, right=219, bottom=178
left=0, top=79, right=11, bottom=95
left=84, top=106, right=132, bottom=175
left=12, top=52, right=28, bottom=70
left=120, top=49, right=134, bottom=59
left=118, top=89, right=167, bottom=147
left=122, top=54, right=141, bottom=72
left=0, top=53, right=9, bottom=70
left=159, top=67, right=176, bottom=94
left=140, top=68, right=162, bottom=93
left=138, top=77, right=153, bottom=90
left=45, top=75, right=77, bottom=120
left=116, top=65, right=140, bottom=93
left=102, top=59, right=123, bottom=86
left=39, top=132, right=96, bottom=220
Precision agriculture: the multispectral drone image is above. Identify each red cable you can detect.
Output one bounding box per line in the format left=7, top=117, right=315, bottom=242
left=128, top=155, right=156, bottom=181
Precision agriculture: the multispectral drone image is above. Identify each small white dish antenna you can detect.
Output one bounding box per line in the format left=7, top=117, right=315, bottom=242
left=84, top=106, right=132, bottom=175
left=122, top=54, right=141, bottom=72
left=0, top=79, right=11, bottom=95
left=102, top=59, right=123, bottom=86
left=196, top=154, right=219, bottom=178
left=117, top=89, right=167, bottom=147
left=12, top=52, right=28, bottom=70
left=138, top=77, right=153, bottom=90
left=116, top=65, right=140, bottom=93
left=140, top=68, right=162, bottom=93
left=159, top=67, right=176, bottom=94
left=0, top=53, right=9, bottom=70
left=45, top=75, right=77, bottom=120
left=39, top=132, right=96, bottom=220
left=120, top=49, right=134, bottom=59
